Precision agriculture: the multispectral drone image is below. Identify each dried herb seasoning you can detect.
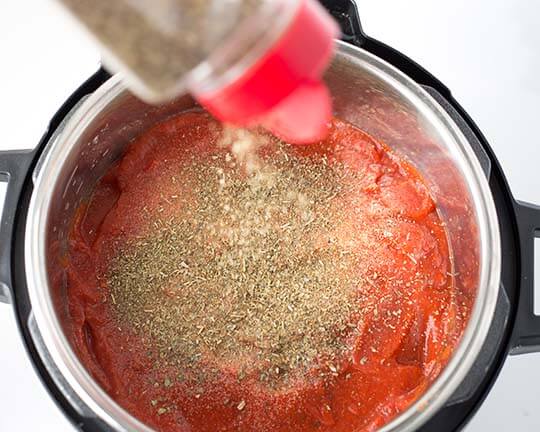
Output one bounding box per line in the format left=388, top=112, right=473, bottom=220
left=106, top=132, right=367, bottom=386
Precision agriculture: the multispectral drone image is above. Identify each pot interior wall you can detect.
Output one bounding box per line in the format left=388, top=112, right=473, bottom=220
left=326, top=49, right=479, bottom=305
left=43, top=46, right=481, bottom=428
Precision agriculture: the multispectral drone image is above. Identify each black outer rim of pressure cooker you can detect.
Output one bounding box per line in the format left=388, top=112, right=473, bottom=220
left=4, top=2, right=528, bottom=431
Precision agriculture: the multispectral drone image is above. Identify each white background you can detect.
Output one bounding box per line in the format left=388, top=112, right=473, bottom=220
left=1, top=0, right=540, bottom=430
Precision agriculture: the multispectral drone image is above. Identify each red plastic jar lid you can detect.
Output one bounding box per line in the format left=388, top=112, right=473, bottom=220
left=196, top=0, right=340, bottom=143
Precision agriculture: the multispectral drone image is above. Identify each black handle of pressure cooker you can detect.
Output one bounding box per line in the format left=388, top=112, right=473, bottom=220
left=0, top=150, right=34, bottom=303
left=510, top=201, right=540, bottom=354
left=321, top=0, right=363, bottom=45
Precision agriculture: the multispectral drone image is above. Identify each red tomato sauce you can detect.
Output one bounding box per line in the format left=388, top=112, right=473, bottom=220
left=64, top=112, right=470, bottom=431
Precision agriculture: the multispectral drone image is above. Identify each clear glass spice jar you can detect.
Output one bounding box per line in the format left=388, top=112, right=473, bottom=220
left=57, top=0, right=339, bottom=143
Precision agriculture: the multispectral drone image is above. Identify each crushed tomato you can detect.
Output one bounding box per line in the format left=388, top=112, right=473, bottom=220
left=63, top=112, right=470, bottom=432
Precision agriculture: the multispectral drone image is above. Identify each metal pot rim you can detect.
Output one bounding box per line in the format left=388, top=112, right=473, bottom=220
left=25, top=40, right=501, bottom=432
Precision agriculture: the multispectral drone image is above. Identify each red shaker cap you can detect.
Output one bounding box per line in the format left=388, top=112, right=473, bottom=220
left=195, top=0, right=340, bottom=144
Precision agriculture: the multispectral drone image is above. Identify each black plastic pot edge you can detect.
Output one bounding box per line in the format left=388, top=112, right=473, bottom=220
left=0, top=1, right=539, bottom=431
left=0, top=68, right=111, bottom=432
left=0, top=150, right=34, bottom=303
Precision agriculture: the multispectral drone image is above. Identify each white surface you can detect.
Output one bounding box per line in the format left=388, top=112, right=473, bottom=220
left=1, top=0, right=539, bottom=430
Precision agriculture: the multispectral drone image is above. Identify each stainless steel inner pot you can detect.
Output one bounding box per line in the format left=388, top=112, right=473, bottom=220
left=25, top=41, right=501, bottom=431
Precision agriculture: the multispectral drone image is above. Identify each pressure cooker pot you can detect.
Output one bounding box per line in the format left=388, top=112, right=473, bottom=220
left=1, top=1, right=539, bottom=431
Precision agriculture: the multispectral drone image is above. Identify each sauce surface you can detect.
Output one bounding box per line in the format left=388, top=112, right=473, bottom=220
left=64, top=112, right=469, bottom=431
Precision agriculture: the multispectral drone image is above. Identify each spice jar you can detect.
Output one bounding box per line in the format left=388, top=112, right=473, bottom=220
left=57, top=0, right=339, bottom=143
